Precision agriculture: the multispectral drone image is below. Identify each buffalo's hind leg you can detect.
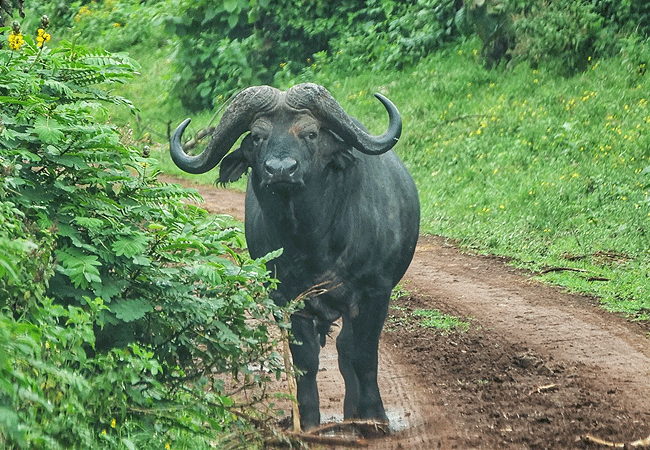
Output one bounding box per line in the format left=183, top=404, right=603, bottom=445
left=337, top=292, right=390, bottom=424
left=290, top=314, right=321, bottom=429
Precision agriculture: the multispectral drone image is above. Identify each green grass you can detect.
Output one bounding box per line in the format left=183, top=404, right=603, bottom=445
left=387, top=304, right=470, bottom=333
left=413, top=309, right=471, bottom=333
left=112, top=37, right=649, bottom=322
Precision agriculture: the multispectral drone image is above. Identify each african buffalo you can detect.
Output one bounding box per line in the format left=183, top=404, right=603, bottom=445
left=170, top=83, right=420, bottom=429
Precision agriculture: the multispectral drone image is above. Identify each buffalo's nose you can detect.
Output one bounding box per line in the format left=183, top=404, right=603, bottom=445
left=264, top=157, right=298, bottom=177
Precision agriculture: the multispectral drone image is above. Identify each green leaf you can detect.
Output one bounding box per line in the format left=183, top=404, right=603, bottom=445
left=74, top=216, right=105, bottom=229
left=0, top=407, right=26, bottom=447
left=223, top=0, right=239, bottom=13
left=228, top=13, right=240, bottom=28
left=95, top=278, right=128, bottom=302
left=33, top=116, right=65, bottom=143
left=215, top=320, right=240, bottom=344
left=110, top=298, right=152, bottom=322
left=121, top=438, right=137, bottom=450
left=57, top=248, right=102, bottom=289
left=112, top=234, right=150, bottom=258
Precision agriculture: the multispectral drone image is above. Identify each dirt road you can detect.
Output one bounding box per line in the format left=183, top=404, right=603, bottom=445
left=162, top=176, right=650, bottom=449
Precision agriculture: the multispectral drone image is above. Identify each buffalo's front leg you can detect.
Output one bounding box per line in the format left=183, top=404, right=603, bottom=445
left=337, top=315, right=360, bottom=418
left=290, top=314, right=321, bottom=429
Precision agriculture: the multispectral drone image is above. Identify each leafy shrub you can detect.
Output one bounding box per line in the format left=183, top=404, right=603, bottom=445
left=455, top=0, right=515, bottom=69
left=509, top=0, right=605, bottom=75
left=1, top=15, right=287, bottom=449
left=164, top=0, right=270, bottom=111
left=454, top=1, right=650, bottom=75
left=32, top=0, right=172, bottom=52
left=590, top=0, right=650, bottom=37
left=165, top=0, right=460, bottom=111
left=0, top=296, right=163, bottom=449
left=329, top=0, right=459, bottom=72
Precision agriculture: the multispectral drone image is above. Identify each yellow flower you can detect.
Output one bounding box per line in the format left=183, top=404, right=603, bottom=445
left=111, top=418, right=116, bottom=428
left=165, top=443, right=171, bottom=450
left=75, top=5, right=92, bottom=22
left=113, top=22, right=121, bottom=28
left=36, top=28, right=51, bottom=48
left=8, top=31, right=24, bottom=51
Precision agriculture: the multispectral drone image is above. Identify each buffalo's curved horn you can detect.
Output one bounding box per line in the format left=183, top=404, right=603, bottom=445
left=285, top=83, right=402, bottom=156
left=170, top=85, right=281, bottom=174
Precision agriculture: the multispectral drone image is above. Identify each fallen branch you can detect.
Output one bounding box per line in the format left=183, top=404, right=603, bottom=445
left=265, top=418, right=388, bottom=448
left=284, top=432, right=369, bottom=447
left=528, top=383, right=558, bottom=395
left=582, top=433, right=650, bottom=448
left=587, top=276, right=610, bottom=282
left=432, top=114, right=489, bottom=129
left=306, top=418, right=390, bottom=436
left=181, top=127, right=215, bottom=151
left=539, top=267, right=588, bottom=274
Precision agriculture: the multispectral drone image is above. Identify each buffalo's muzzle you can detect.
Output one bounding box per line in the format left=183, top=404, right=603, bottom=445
left=264, top=157, right=298, bottom=178
left=263, top=157, right=303, bottom=192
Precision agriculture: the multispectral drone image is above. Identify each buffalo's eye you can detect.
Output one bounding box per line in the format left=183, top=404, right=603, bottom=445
left=251, top=132, right=265, bottom=146
left=300, top=127, right=318, bottom=141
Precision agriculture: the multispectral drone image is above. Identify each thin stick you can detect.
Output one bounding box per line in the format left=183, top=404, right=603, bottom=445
left=181, top=126, right=215, bottom=151
left=528, top=383, right=558, bottom=395
left=539, top=267, right=588, bottom=274
left=281, top=313, right=301, bottom=433
left=285, top=432, right=369, bottom=447
left=432, top=114, right=489, bottom=129
left=582, top=433, right=650, bottom=448
left=305, top=418, right=390, bottom=435
left=180, top=92, right=237, bottom=151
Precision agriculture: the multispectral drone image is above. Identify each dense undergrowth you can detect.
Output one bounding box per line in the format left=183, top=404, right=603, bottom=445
left=0, top=9, right=289, bottom=450
left=2, top=0, right=650, bottom=448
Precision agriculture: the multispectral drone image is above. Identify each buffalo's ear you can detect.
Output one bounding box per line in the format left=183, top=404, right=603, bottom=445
left=218, top=148, right=249, bottom=184
left=324, top=130, right=357, bottom=170
left=218, top=135, right=253, bottom=184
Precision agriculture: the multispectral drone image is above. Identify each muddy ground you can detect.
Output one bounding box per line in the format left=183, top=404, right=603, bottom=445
left=161, top=175, right=650, bottom=449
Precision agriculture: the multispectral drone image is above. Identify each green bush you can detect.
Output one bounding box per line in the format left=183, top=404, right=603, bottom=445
left=1, top=16, right=287, bottom=449
left=33, top=0, right=173, bottom=52
left=454, top=1, right=650, bottom=76
left=590, top=0, right=650, bottom=37
left=455, top=0, right=515, bottom=69
left=164, top=0, right=460, bottom=111
left=509, top=0, right=606, bottom=75
left=329, top=0, right=459, bottom=72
